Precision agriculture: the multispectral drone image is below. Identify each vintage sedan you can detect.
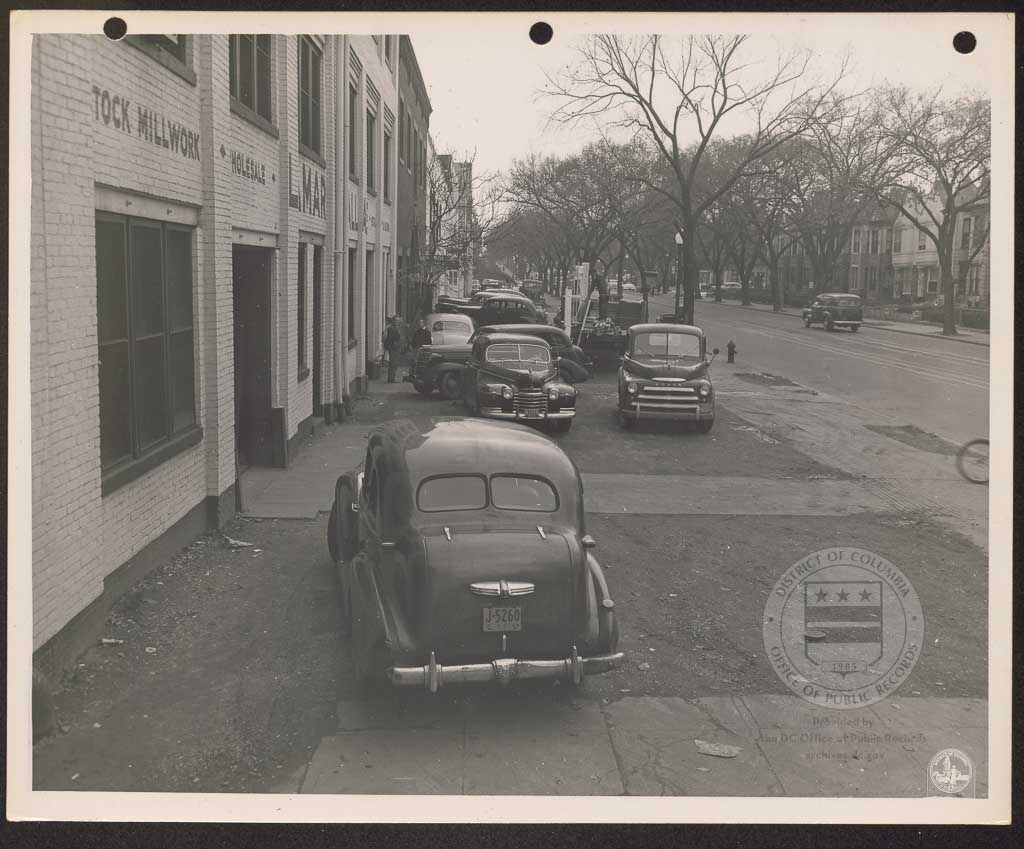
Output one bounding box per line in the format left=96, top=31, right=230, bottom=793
left=463, top=333, right=577, bottom=433
left=802, top=293, right=863, bottom=331
left=327, top=418, right=623, bottom=691
left=618, top=323, right=719, bottom=432
left=425, top=312, right=474, bottom=345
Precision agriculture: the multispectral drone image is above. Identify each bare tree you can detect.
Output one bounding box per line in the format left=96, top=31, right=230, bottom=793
left=545, top=35, right=848, bottom=324
left=870, top=87, right=991, bottom=334
left=404, top=150, right=503, bottom=321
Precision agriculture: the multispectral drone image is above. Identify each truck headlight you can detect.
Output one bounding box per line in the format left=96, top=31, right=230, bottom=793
left=501, top=386, right=514, bottom=400
left=627, top=382, right=640, bottom=395
left=698, top=383, right=711, bottom=397
left=548, top=387, right=559, bottom=401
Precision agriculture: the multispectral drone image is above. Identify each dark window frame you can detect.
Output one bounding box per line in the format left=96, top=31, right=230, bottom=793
left=347, top=247, right=358, bottom=344
left=383, top=129, right=392, bottom=203
left=96, top=212, right=201, bottom=495
left=298, top=36, right=323, bottom=158
left=125, top=34, right=197, bottom=86
left=348, top=83, right=360, bottom=183
left=366, top=107, right=377, bottom=195
left=229, top=34, right=278, bottom=138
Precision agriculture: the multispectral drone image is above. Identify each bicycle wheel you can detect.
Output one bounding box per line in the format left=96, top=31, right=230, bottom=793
left=956, top=439, right=989, bottom=485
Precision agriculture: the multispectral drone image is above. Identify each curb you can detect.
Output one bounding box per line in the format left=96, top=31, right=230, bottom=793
left=702, top=300, right=990, bottom=348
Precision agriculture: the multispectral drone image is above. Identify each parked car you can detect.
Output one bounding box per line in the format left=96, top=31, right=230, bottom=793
left=435, top=290, right=499, bottom=313
left=425, top=312, right=474, bottom=346
left=455, top=293, right=546, bottom=328
left=479, top=324, right=592, bottom=383
left=617, top=323, right=719, bottom=432
left=720, top=281, right=743, bottom=294
left=327, top=418, right=622, bottom=691
left=802, top=293, right=863, bottom=332
left=406, top=323, right=590, bottom=399
left=463, top=333, right=577, bottom=433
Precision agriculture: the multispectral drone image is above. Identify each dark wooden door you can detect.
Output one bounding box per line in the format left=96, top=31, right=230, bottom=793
left=233, top=246, right=273, bottom=467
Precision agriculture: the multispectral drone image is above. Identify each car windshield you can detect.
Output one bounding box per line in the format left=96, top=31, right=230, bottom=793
left=485, top=343, right=550, bottom=365
left=632, top=332, right=702, bottom=361
left=417, top=475, right=487, bottom=512
left=491, top=475, right=558, bottom=512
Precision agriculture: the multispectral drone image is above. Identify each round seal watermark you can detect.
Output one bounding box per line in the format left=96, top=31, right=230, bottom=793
left=928, top=748, right=974, bottom=795
left=763, top=547, right=924, bottom=709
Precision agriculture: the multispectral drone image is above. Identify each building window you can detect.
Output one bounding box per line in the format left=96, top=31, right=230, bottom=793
left=143, top=34, right=187, bottom=64
left=348, top=83, right=359, bottom=182
left=870, top=229, right=879, bottom=254
left=347, top=248, right=357, bottom=342
left=851, top=229, right=861, bottom=254
left=229, top=35, right=273, bottom=125
left=366, top=109, right=377, bottom=194
left=849, top=266, right=860, bottom=290
left=297, top=243, right=308, bottom=379
left=961, top=217, right=973, bottom=249
left=918, top=229, right=926, bottom=250
left=927, top=277, right=938, bottom=294
left=299, top=36, right=322, bottom=155
left=95, top=213, right=197, bottom=481
left=398, top=100, right=405, bottom=163
left=383, top=130, right=392, bottom=202
left=384, top=36, right=393, bottom=67
left=893, top=227, right=902, bottom=253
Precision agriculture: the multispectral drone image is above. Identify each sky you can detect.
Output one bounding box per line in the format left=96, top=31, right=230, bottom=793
left=410, top=13, right=1008, bottom=180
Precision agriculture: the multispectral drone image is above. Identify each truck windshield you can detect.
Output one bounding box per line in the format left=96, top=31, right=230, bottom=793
left=632, top=332, right=702, bottom=361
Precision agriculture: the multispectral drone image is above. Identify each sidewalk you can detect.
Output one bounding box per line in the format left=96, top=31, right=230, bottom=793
left=295, top=692, right=987, bottom=797
left=240, top=379, right=411, bottom=518
left=703, top=300, right=990, bottom=347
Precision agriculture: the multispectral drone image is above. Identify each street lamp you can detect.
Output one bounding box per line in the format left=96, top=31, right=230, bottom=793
left=674, top=229, right=684, bottom=319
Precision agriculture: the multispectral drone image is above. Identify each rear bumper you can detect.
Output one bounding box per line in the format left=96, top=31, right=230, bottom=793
left=391, top=647, right=624, bottom=691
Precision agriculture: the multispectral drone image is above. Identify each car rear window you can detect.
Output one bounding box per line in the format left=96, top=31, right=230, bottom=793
left=486, top=343, right=550, bottom=364
left=836, top=297, right=861, bottom=306
left=490, top=476, right=558, bottom=512
left=417, top=475, right=487, bottom=512
left=433, top=320, right=469, bottom=332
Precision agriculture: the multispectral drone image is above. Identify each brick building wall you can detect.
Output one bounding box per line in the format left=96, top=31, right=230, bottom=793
left=30, top=32, right=340, bottom=672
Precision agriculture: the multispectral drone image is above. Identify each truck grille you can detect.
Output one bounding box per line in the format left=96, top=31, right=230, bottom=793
left=635, top=382, right=699, bottom=411
left=515, top=389, right=548, bottom=416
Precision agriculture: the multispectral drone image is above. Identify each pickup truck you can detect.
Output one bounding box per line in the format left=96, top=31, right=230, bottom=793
left=571, top=298, right=646, bottom=368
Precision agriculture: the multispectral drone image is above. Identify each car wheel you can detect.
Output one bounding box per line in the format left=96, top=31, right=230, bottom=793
left=619, top=410, right=635, bottom=430
left=413, top=380, right=433, bottom=396
left=804, top=315, right=812, bottom=327
left=850, top=324, right=860, bottom=333
left=550, top=418, right=572, bottom=434
left=825, top=317, right=835, bottom=332
left=439, top=370, right=462, bottom=400
left=697, top=418, right=715, bottom=434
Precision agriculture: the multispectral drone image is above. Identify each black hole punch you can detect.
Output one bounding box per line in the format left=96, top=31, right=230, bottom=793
left=530, top=22, right=553, bottom=46
left=953, top=31, right=976, bottom=55
left=104, top=17, right=127, bottom=41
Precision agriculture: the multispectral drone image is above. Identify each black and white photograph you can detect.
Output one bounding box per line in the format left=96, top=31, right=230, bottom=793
left=7, top=10, right=1013, bottom=824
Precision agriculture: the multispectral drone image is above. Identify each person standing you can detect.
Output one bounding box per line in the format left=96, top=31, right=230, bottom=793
left=382, top=316, right=403, bottom=383
left=411, top=319, right=433, bottom=349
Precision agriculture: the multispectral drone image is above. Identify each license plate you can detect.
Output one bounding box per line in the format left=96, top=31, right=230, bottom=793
left=482, top=606, right=522, bottom=632
left=525, top=410, right=540, bottom=419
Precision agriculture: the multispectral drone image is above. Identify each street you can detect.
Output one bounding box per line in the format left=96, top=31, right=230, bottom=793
left=33, top=302, right=989, bottom=796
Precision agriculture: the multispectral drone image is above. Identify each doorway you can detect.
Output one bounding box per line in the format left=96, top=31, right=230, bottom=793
left=365, top=249, right=375, bottom=373
left=233, top=245, right=273, bottom=467
left=312, top=245, right=323, bottom=416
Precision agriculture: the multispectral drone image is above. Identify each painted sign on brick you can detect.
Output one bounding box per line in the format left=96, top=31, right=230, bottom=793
left=91, top=84, right=200, bottom=160
left=288, top=155, right=326, bottom=220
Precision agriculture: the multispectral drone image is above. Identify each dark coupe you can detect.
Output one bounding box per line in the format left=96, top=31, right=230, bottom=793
left=802, top=293, right=863, bottom=332
left=327, top=418, right=622, bottom=691
left=463, top=333, right=577, bottom=433
left=618, top=323, right=719, bottom=432
left=406, top=323, right=590, bottom=399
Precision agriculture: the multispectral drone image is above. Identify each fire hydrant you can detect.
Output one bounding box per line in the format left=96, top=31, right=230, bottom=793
left=727, top=340, right=737, bottom=363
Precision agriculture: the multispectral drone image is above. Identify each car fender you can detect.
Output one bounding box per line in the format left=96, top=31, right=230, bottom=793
left=586, top=553, right=619, bottom=654
left=352, top=551, right=416, bottom=660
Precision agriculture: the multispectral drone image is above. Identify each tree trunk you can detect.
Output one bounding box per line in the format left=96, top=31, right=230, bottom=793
left=941, top=259, right=957, bottom=336
left=771, top=257, right=783, bottom=312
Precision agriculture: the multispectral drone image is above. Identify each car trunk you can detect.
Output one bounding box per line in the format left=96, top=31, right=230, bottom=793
left=420, top=530, right=577, bottom=664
